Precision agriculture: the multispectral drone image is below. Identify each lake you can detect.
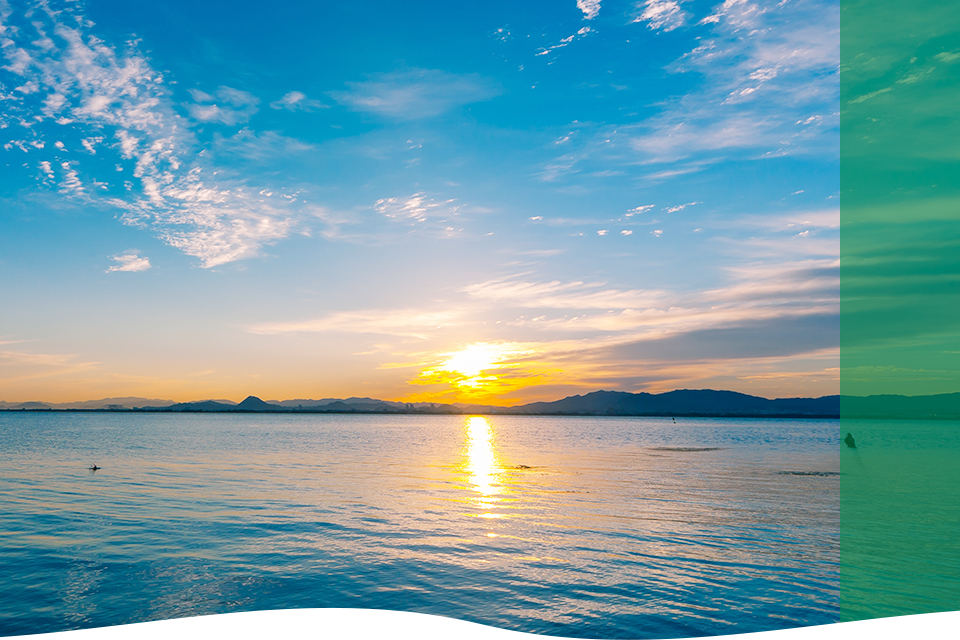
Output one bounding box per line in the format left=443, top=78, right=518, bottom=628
left=0, top=413, right=840, bottom=638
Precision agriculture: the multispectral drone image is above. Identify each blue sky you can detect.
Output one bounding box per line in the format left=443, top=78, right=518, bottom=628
left=0, top=0, right=838, bottom=404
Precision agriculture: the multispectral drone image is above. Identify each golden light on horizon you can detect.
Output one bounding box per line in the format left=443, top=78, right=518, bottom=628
left=409, top=342, right=556, bottom=402
left=432, top=343, right=513, bottom=388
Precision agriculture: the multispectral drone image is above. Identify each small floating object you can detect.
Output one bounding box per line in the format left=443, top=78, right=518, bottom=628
left=89, top=464, right=100, bottom=471
left=844, top=433, right=856, bottom=448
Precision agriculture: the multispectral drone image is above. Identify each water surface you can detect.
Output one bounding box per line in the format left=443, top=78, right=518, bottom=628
left=0, top=413, right=839, bottom=637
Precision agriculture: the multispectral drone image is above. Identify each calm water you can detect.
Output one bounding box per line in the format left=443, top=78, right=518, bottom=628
left=0, top=413, right=839, bottom=638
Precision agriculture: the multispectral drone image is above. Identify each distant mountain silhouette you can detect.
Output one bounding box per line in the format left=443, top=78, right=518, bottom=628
left=0, top=397, right=175, bottom=410
left=235, top=396, right=282, bottom=411
left=8, top=389, right=960, bottom=419
left=1, top=401, right=53, bottom=410
left=512, top=389, right=839, bottom=417
left=167, top=400, right=237, bottom=412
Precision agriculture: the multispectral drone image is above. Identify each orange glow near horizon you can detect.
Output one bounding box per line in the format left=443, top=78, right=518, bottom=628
left=407, top=341, right=557, bottom=403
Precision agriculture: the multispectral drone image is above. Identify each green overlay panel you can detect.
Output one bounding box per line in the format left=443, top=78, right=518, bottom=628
left=840, top=0, right=960, bottom=621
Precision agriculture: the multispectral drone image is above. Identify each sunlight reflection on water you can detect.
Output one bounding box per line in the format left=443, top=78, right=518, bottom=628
left=465, top=417, right=503, bottom=517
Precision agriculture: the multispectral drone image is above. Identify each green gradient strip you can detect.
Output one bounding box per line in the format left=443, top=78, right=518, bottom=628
left=840, top=0, right=960, bottom=621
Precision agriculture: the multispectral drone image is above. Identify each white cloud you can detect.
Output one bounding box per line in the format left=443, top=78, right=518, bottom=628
left=700, top=0, right=767, bottom=29
left=665, top=201, right=699, bottom=213
left=81, top=137, right=102, bottom=154
left=59, top=161, right=83, bottom=194
left=577, top=0, right=602, bottom=19
left=626, top=205, right=655, bottom=216
left=374, top=193, right=455, bottom=224
left=186, top=86, right=259, bottom=125
left=535, top=26, right=594, bottom=58
left=269, top=91, right=327, bottom=111
left=330, top=69, right=501, bottom=119
left=0, top=3, right=304, bottom=268
left=106, top=253, right=151, bottom=273
left=634, top=0, right=687, bottom=32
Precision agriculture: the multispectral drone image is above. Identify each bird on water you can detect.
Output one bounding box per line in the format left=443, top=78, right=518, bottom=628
left=844, top=433, right=856, bottom=448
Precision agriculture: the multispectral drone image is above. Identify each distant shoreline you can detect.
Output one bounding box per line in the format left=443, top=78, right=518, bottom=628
left=0, top=407, right=843, bottom=418
left=4, top=388, right=959, bottom=419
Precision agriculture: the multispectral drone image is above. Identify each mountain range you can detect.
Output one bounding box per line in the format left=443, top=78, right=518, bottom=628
left=4, top=389, right=959, bottom=419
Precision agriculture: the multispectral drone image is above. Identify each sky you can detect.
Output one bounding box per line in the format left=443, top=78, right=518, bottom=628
left=0, top=0, right=839, bottom=405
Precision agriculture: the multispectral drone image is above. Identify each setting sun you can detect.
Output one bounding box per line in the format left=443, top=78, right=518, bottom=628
left=403, top=342, right=567, bottom=403
left=437, top=343, right=511, bottom=384
left=417, top=342, right=525, bottom=390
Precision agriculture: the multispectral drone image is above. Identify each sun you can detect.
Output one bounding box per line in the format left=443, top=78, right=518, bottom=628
left=416, top=342, right=528, bottom=392
left=407, top=341, right=560, bottom=402
left=441, top=344, right=506, bottom=381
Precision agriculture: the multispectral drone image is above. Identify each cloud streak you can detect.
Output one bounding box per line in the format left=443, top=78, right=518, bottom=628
left=330, top=69, right=501, bottom=119
left=248, top=309, right=462, bottom=340
left=269, top=90, right=327, bottom=111
left=186, top=86, right=259, bottom=125
left=106, top=252, right=151, bottom=272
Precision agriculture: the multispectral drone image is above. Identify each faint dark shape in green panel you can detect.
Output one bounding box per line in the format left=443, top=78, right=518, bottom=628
left=841, top=0, right=960, bottom=622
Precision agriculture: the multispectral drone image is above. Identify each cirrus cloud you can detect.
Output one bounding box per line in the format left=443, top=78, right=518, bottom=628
left=330, top=69, right=501, bottom=119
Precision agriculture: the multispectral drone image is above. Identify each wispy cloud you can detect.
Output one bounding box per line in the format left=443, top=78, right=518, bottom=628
left=633, top=0, right=687, bottom=32
left=462, top=278, right=669, bottom=309
left=269, top=91, right=327, bottom=111
left=248, top=309, right=462, bottom=340
left=541, top=0, right=837, bottom=178
left=636, top=0, right=837, bottom=160
left=374, top=193, right=455, bottom=223
left=330, top=69, right=501, bottom=119
left=0, top=348, right=100, bottom=385
left=577, top=0, right=602, bottom=20
left=664, top=201, right=699, bottom=213
left=213, top=129, right=314, bottom=161
left=535, top=26, right=594, bottom=58
left=0, top=1, right=308, bottom=268
left=106, top=252, right=151, bottom=273
left=186, top=86, right=259, bottom=125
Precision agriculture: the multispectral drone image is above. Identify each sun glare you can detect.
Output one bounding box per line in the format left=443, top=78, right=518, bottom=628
left=407, top=341, right=559, bottom=403
left=418, top=342, right=524, bottom=391
left=441, top=343, right=505, bottom=384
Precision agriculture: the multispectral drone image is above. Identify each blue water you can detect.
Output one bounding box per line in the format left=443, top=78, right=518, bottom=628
left=0, top=413, right=839, bottom=637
